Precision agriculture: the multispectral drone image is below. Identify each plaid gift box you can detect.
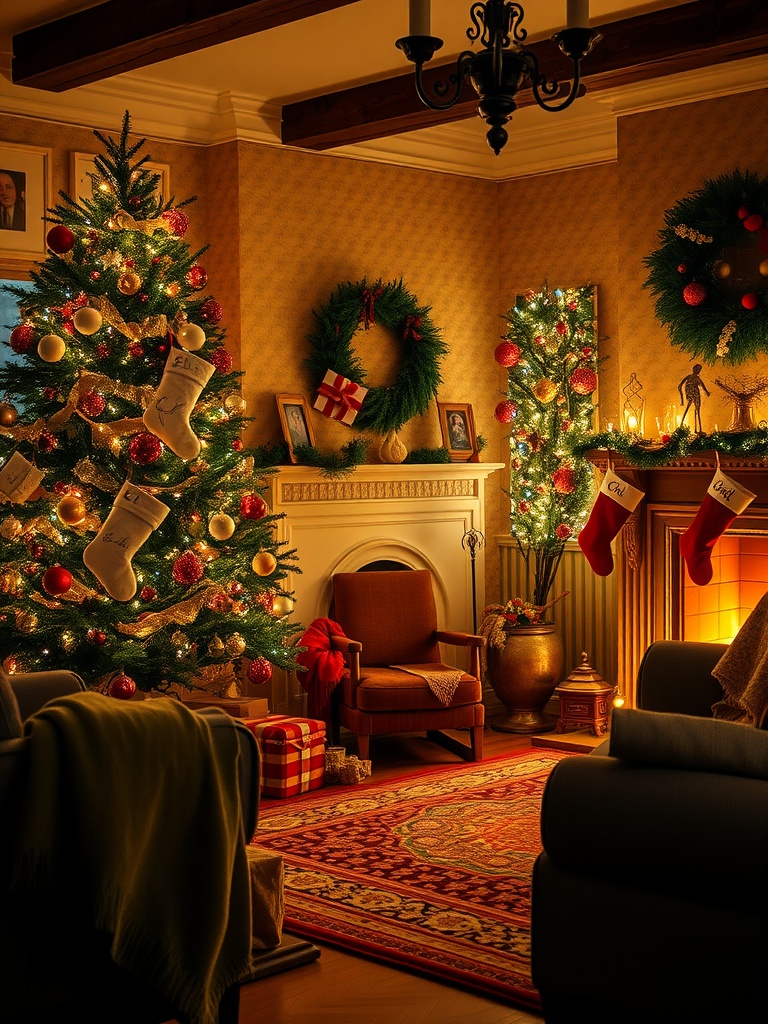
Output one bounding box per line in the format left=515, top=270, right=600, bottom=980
left=241, top=715, right=326, bottom=798
left=313, top=369, right=368, bottom=425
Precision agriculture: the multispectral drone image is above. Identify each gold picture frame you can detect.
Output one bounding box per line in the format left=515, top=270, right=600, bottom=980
left=276, top=394, right=316, bottom=462
left=70, top=152, right=171, bottom=207
left=438, top=402, right=477, bottom=462
left=0, top=143, right=52, bottom=271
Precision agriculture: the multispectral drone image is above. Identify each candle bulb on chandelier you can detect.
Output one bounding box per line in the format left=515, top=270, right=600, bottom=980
left=409, top=0, right=430, bottom=36
left=567, top=0, right=590, bottom=28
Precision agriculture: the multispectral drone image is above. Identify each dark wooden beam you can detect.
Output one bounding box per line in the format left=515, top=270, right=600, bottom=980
left=282, top=0, right=768, bottom=150
left=12, top=0, right=363, bottom=92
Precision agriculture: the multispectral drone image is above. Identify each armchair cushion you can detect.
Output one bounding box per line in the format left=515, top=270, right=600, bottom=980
left=348, top=664, right=482, bottom=712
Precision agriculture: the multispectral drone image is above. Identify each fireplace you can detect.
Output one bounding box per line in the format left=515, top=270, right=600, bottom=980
left=258, top=462, right=503, bottom=716
left=605, top=453, right=768, bottom=705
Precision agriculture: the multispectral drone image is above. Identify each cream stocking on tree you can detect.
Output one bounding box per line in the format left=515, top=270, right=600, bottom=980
left=83, top=482, right=170, bottom=601
left=143, top=349, right=214, bottom=461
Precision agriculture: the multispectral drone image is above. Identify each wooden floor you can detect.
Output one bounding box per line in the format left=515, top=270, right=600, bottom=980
left=236, top=719, right=591, bottom=1024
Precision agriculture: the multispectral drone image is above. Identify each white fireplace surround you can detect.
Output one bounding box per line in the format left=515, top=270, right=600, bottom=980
left=264, top=462, right=504, bottom=715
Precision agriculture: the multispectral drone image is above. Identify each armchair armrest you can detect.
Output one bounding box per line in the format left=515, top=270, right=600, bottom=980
left=330, top=634, right=363, bottom=699
left=10, top=670, right=86, bottom=722
left=636, top=640, right=727, bottom=716
left=435, top=630, right=484, bottom=679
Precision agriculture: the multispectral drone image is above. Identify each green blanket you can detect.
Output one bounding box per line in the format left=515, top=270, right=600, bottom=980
left=11, top=691, right=252, bottom=1024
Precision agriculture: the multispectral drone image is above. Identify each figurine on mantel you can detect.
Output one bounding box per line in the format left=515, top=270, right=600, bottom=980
left=678, top=363, right=710, bottom=433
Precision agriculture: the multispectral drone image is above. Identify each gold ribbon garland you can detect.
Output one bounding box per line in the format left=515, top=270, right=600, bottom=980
left=109, top=208, right=168, bottom=235
left=91, top=295, right=171, bottom=343
left=116, top=584, right=227, bottom=639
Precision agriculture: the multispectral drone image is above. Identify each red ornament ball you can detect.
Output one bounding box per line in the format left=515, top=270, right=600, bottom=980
left=173, top=551, right=205, bottom=586
left=209, top=347, right=233, bottom=374
left=87, top=628, right=106, bottom=646
left=10, top=324, right=35, bottom=354
left=494, top=341, right=521, bottom=367
left=240, top=493, right=268, bottom=520
left=683, top=282, right=707, bottom=307
left=200, top=299, right=223, bottom=325
left=43, top=387, right=56, bottom=401
left=42, top=565, right=72, bottom=596
left=162, top=208, right=190, bottom=237
left=555, top=523, right=573, bottom=540
left=677, top=263, right=688, bottom=274
left=555, top=321, right=568, bottom=336
left=109, top=673, right=136, bottom=700
left=744, top=213, right=765, bottom=232
left=96, top=343, right=110, bottom=359
left=37, top=430, right=57, bottom=453
left=256, top=592, right=274, bottom=615
left=78, top=390, right=106, bottom=418
left=569, top=365, right=598, bottom=396
left=231, top=438, right=244, bottom=451
left=552, top=465, right=577, bottom=494
left=128, top=343, right=144, bottom=358
left=494, top=399, right=517, bottom=424
left=140, top=586, right=157, bottom=602
left=738, top=205, right=751, bottom=220
left=186, top=264, right=208, bottom=290
left=247, top=656, right=273, bottom=686
left=128, top=432, right=163, bottom=465
left=46, top=224, right=75, bottom=254
left=742, top=292, right=760, bottom=310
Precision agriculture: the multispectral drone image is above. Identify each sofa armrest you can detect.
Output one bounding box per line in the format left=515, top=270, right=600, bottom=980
left=10, top=671, right=86, bottom=722
left=195, top=707, right=260, bottom=842
left=636, top=640, right=727, bottom=716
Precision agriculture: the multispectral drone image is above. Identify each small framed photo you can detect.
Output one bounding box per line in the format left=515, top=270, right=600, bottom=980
left=0, top=143, right=52, bottom=269
left=276, top=395, right=316, bottom=462
left=70, top=152, right=171, bottom=206
left=438, top=402, right=477, bottom=462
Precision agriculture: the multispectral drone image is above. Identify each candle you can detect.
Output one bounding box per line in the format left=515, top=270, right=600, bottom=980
left=409, top=0, right=431, bottom=36
left=567, top=0, right=589, bottom=29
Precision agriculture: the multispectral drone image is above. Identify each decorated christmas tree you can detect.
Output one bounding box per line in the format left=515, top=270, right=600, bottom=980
left=493, top=285, right=599, bottom=606
left=0, top=113, right=300, bottom=698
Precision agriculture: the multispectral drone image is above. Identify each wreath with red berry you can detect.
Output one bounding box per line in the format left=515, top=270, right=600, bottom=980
left=644, top=169, right=768, bottom=364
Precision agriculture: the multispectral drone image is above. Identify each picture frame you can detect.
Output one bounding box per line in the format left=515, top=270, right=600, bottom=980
left=70, top=152, right=171, bottom=207
left=438, top=402, right=477, bottom=462
left=276, top=395, right=316, bottom=462
left=0, top=143, right=52, bottom=270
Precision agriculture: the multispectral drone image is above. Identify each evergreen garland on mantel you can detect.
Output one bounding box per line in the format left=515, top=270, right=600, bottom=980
left=571, top=426, right=768, bottom=468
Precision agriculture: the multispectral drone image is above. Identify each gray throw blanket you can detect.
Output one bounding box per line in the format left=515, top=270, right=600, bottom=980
left=712, top=591, right=768, bottom=726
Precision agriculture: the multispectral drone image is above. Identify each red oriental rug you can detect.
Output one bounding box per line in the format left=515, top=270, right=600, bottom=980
left=253, top=748, right=571, bottom=1011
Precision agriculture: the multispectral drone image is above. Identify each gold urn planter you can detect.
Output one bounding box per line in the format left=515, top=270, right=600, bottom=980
left=486, top=623, right=564, bottom=734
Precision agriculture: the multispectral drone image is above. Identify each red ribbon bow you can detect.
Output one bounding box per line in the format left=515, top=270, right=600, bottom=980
left=402, top=315, right=422, bottom=341
left=318, top=373, right=364, bottom=420
left=359, top=287, right=383, bottom=330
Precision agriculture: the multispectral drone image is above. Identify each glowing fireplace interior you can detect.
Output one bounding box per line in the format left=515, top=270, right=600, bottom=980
left=681, top=534, right=768, bottom=644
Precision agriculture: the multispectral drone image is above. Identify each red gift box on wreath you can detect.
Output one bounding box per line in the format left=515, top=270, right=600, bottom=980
left=241, top=715, right=327, bottom=798
left=313, top=369, right=368, bottom=426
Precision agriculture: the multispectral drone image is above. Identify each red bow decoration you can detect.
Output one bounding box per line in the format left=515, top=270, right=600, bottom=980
left=402, top=314, right=422, bottom=341
left=317, top=372, right=365, bottom=421
left=359, top=287, right=383, bottom=330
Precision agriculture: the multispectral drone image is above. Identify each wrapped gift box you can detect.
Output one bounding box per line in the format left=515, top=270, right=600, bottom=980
left=246, top=846, right=284, bottom=950
left=241, top=715, right=326, bottom=798
left=313, top=369, right=368, bottom=425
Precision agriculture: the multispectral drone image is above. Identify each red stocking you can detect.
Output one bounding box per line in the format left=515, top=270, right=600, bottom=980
left=680, top=469, right=755, bottom=586
left=578, top=469, right=645, bottom=577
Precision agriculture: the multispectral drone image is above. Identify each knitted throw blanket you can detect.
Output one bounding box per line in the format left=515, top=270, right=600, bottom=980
left=390, top=664, right=464, bottom=706
left=712, top=591, right=768, bottom=726
left=10, top=692, right=252, bottom=1024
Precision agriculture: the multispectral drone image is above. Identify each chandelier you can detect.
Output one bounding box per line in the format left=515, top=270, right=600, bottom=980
left=396, top=0, right=601, bottom=156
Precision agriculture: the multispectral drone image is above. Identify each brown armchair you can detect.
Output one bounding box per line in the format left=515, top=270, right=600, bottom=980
left=330, top=569, right=485, bottom=761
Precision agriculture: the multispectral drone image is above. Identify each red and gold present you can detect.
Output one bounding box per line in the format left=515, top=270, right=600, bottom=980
left=313, top=369, right=368, bottom=425
left=241, top=715, right=326, bottom=798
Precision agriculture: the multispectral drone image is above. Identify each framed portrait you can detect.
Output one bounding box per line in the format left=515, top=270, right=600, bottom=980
left=70, top=152, right=171, bottom=206
left=438, top=402, right=477, bottom=462
left=0, top=143, right=52, bottom=269
left=276, top=394, right=316, bottom=462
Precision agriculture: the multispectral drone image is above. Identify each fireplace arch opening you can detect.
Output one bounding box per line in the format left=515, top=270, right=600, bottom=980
left=357, top=560, right=411, bottom=572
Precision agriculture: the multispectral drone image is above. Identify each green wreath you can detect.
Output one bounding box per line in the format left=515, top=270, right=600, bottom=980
left=644, top=169, right=768, bottom=365
left=305, top=277, right=446, bottom=434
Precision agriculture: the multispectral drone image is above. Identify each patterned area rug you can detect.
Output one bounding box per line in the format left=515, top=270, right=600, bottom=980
left=253, top=748, right=571, bottom=1010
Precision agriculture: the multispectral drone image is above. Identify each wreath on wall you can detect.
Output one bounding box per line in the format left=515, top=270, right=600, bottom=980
left=644, top=169, right=768, bottom=365
left=305, top=277, right=447, bottom=435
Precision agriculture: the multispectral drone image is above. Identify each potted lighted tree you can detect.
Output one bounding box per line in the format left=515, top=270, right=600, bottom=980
left=481, top=284, right=598, bottom=732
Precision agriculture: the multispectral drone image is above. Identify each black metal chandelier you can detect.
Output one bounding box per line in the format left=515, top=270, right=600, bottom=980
left=396, top=0, right=602, bottom=156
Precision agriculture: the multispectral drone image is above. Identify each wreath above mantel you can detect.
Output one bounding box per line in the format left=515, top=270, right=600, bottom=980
left=305, top=277, right=447, bottom=435
left=644, top=169, right=768, bottom=365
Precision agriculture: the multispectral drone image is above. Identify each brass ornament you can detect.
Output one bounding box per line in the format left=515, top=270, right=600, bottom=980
left=225, top=632, right=247, bottom=658
left=251, top=550, right=277, bottom=576
left=0, top=404, right=18, bottom=427
left=56, top=494, right=87, bottom=525
left=118, top=271, right=142, bottom=295
left=73, top=306, right=103, bottom=336
left=208, top=635, right=225, bottom=658
left=0, top=517, right=23, bottom=540
left=224, top=393, right=246, bottom=415
left=271, top=594, right=294, bottom=617
left=209, top=513, right=235, bottom=540
left=16, top=610, right=38, bottom=634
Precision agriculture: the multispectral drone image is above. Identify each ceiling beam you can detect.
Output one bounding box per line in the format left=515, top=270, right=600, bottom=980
left=281, top=0, right=768, bottom=150
left=12, top=0, right=363, bottom=92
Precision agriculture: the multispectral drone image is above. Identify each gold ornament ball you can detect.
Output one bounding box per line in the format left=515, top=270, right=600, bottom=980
left=225, top=633, right=247, bottom=658
left=73, top=306, right=103, bottom=336
left=224, top=393, right=246, bottom=415
left=271, top=594, right=294, bottom=618
left=760, top=259, right=768, bottom=277
left=533, top=378, right=558, bottom=403
left=177, top=323, right=206, bottom=351
left=166, top=282, right=181, bottom=298
left=713, top=260, right=732, bottom=280
left=0, top=403, right=18, bottom=427
left=209, top=513, right=235, bottom=540
left=56, top=495, right=87, bottom=526
left=38, top=334, right=66, bottom=363
left=118, top=271, right=142, bottom=295
left=208, top=635, right=225, bottom=658
left=252, top=551, right=277, bottom=576
left=0, top=517, right=22, bottom=540
left=17, top=611, right=38, bottom=634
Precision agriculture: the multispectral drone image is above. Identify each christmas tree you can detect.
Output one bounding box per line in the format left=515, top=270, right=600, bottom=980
left=0, top=113, right=301, bottom=698
left=493, top=285, right=599, bottom=607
